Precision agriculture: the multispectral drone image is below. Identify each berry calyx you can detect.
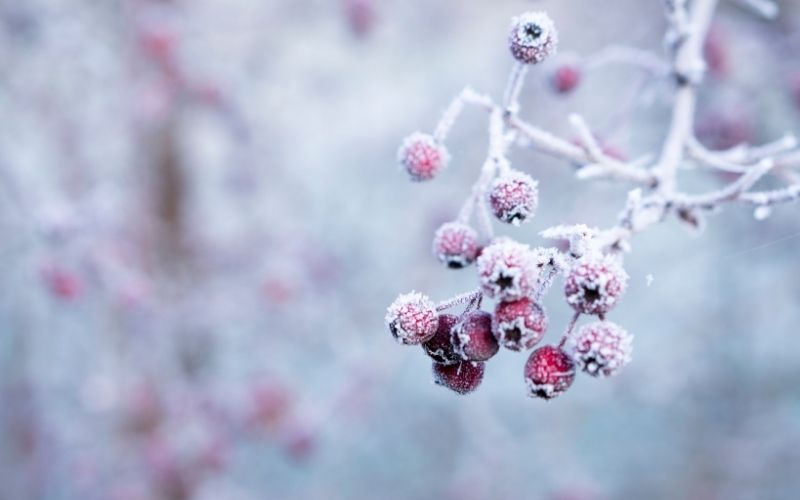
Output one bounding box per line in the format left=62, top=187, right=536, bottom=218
left=452, top=310, right=499, bottom=362
left=569, top=321, right=633, bottom=377
left=432, top=222, right=480, bottom=269
left=488, top=170, right=539, bottom=225
left=493, top=298, right=548, bottom=351
left=564, top=254, right=628, bottom=316
left=385, top=292, right=439, bottom=345
left=524, top=345, right=575, bottom=400
left=508, top=12, right=558, bottom=65
left=397, top=132, right=449, bottom=182
left=432, top=360, right=485, bottom=395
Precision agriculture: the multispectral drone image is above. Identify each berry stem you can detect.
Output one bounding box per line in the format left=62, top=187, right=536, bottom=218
left=558, top=311, right=582, bottom=348
left=436, top=289, right=483, bottom=312
left=502, top=62, right=529, bottom=116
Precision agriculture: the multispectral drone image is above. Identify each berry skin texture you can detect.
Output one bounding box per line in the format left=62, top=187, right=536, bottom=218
left=397, top=132, right=449, bottom=182
left=452, top=310, right=499, bottom=362
left=488, top=170, right=539, bottom=225
left=508, top=12, right=558, bottom=65
left=552, top=65, right=581, bottom=94
left=432, top=222, right=480, bottom=269
left=493, top=298, right=548, bottom=351
left=524, top=345, right=575, bottom=400
left=564, top=255, right=628, bottom=316
left=385, top=292, right=439, bottom=345
left=432, top=360, right=485, bottom=395
left=422, top=314, right=461, bottom=365
left=476, top=239, right=537, bottom=302
left=570, top=321, right=633, bottom=377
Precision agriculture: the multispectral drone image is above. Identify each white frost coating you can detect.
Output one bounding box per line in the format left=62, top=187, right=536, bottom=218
left=384, top=291, right=438, bottom=345
left=510, top=12, right=558, bottom=50
left=569, top=321, right=633, bottom=377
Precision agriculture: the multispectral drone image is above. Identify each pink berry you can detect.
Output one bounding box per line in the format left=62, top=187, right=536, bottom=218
left=422, top=314, right=461, bottom=365
left=564, top=255, right=628, bottom=316
left=385, top=292, right=438, bottom=345
left=476, top=239, right=536, bottom=302
left=493, top=298, right=548, bottom=351
left=452, top=311, right=499, bottom=361
left=569, top=321, right=633, bottom=377
left=552, top=65, right=581, bottom=94
left=524, top=345, right=575, bottom=400
left=508, top=12, right=558, bottom=65
left=432, top=222, right=480, bottom=268
left=432, top=360, right=485, bottom=395
left=488, top=170, right=539, bottom=225
left=397, top=132, right=449, bottom=182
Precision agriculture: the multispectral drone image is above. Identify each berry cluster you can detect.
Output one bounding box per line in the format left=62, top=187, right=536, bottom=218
left=387, top=12, right=635, bottom=400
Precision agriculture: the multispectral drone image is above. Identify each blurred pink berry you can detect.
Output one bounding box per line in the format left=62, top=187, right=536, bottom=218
left=552, top=64, right=581, bottom=94
left=703, top=26, right=728, bottom=79
left=695, top=111, right=753, bottom=150
left=432, top=360, right=485, bottom=395
left=524, top=345, right=575, bottom=400
left=564, top=255, right=628, bottom=316
left=397, top=132, right=449, bottom=182
left=452, top=310, right=499, bottom=361
left=41, top=266, right=82, bottom=301
left=422, top=314, right=461, bottom=365
left=283, top=427, right=316, bottom=462
left=488, top=170, right=539, bottom=225
left=385, top=292, right=439, bottom=345
left=570, top=321, right=633, bottom=377
left=493, top=298, right=548, bottom=351
left=508, top=12, right=558, bottom=65
left=342, top=0, right=376, bottom=37
left=476, top=239, right=536, bottom=302
left=433, top=222, right=480, bottom=268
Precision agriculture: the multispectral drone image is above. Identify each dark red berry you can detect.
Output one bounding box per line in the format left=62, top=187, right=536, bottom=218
left=493, top=297, right=548, bottom=351
left=452, top=311, right=499, bottom=362
left=422, top=314, right=461, bottom=365
left=524, top=345, right=575, bottom=400
left=432, top=360, right=485, bottom=395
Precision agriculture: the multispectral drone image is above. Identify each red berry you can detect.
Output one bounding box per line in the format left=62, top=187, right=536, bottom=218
left=569, top=321, right=633, bottom=377
left=703, top=26, right=728, bottom=79
left=552, top=65, right=581, bottom=94
left=488, top=170, right=539, bottom=225
left=385, top=292, right=438, bottom=345
left=432, top=222, right=480, bottom=268
left=493, top=298, right=548, bottom=351
left=452, top=311, right=499, bottom=361
left=564, top=255, right=628, bottom=316
left=432, top=360, right=485, bottom=395
left=397, top=132, right=449, bottom=182
left=508, top=12, right=558, bottom=65
left=422, top=314, right=461, bottom=365
left=524, top=345, right=575, bottom=400
left=476, top=239, right=536, bottom=302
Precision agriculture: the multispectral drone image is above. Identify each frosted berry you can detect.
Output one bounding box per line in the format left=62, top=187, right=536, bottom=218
left=493, top=298, right=548, bottom=351
left=385, top=292, right=438, bottom=345
left=488, top=170, right=539, bottom=225
left=524, top=345, right=575, bottom=400
left=508, top=12, right=558, bottom=65
left=452, top=310, right=499, bottom=362
left=476, top=239, right=536, bottom=302
left=433, top=360, right=485, bottom=395
left=422, top=314, right=461, bottom=365
left=397, top=132, right=449, bottom=182
left=552, top=64, right=581, bottom=94
left=433, top=222, right=480, bottom=269
left=564, top=255, right=628, bottom=316
left=569, top=321, right=633, bottom=377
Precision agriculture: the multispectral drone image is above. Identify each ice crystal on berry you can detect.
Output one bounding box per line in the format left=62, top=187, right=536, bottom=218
left=385, top=291, right=439, bottom=345
left=564, top=254, right=628, bottom=316
left=397, top=132, right=449, bottom=182
left=488, top=170, right=539, bottom=225
left=432, top=222, right=480, bottom=268
left=493, top=298, right=548, bottom=351
left=432, top=360, right=485, bottom=395
left=422, top=314, right=461, bottom=365
left=452, top=310, right=499, bottom=361
left=508, top=12, right=558, bottom=65
left=476, top=239, right=537, bottom=302
left=524, top=345, right=575, bottom=400
left=569, top=320, right=633, bottom=377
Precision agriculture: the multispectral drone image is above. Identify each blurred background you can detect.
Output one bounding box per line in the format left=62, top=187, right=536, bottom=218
left=1, top=0, right=800, bottom=499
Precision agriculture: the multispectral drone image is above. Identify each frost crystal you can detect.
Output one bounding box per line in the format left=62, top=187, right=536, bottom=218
left=508, top=12, right=558, bottom=64
left=432, top=222, right=480, bottom=268
left=569, top=321, right=633, bottom=377
left=524, top=345, right=575, bottom=400
left=488, top=170, right=539, bottom=225
left=397, top=132, right=450, bottom=182
left=385, top=291, right=439, bottom=345
left=493, top=298, right=548, bottom=351
left=432, top=360, right=485, bottom=395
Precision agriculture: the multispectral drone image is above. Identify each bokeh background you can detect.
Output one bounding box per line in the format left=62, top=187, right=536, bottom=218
left=1, top=0, right=800, bottom=499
